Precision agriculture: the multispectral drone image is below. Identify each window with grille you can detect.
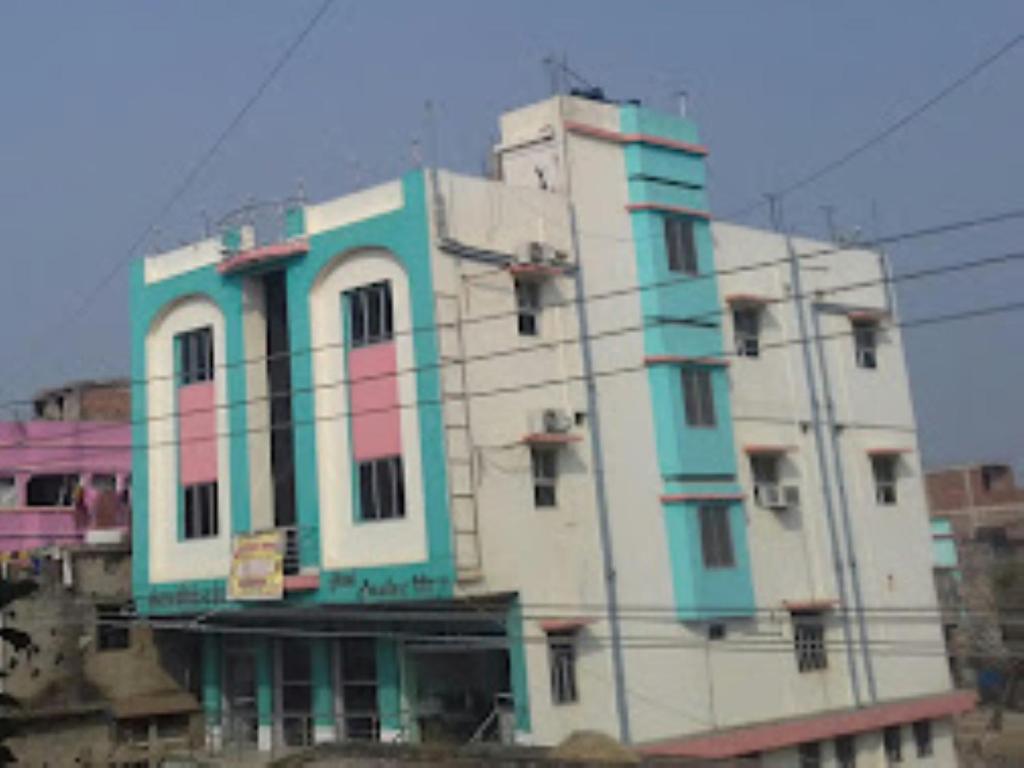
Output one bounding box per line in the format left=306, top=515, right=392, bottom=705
left=798, top=742, right=821, bottom=768
left=347, top=282, right=393, bottom=348
left=178, top=326, right=214, bottom=384
left=734, top=308, right=761, bottom=357
left=853, top=320, right=878, bottom=370
left=698, top=505, right=735, bottom=569
left=515, top=279, right=541, bottom=337
left=750, top=454, right=780, bottom=507
left=884, top=725, right=902, bottom=762
left=793, top=611, right=827, bottom=672
left=664, top=217, right=698, bottom=275
left=547, top=631, right=578, bottom=704
left=357, top=456, right=405, bottom=521
left=183, top=482, right=218, bottom=539
left=0, top=476, right=16, bottom=509
left=531, top=448, right=558, bottom=508
left=835, top=735, right=856, bottom=768
left=681, top=368, right=716, bottom=428
left=912, top=720, right=932, bottom=757
left=872, top=456, right=898, bottom=505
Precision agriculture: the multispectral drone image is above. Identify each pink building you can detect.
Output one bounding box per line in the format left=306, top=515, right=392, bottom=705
left=0, top=421, right=131, bottom=552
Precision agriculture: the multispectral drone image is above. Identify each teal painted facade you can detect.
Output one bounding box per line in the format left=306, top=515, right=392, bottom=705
left=130, top=171, right=455, bottom=615
left=620, top=104, right=755, bottom=619
left=931, top=518, right=959, bottom=570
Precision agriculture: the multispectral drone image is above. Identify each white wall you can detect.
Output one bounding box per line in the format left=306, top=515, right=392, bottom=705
left=308, top=248, right=428, bottom=570
left=145, top=295, right=233, bottom=583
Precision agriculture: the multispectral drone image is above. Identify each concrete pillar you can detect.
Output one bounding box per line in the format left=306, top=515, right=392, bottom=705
left=311, top=638, right=336, bottom=744
left=255, top=637, right=273, bottom=751
left=376, top=638, right=402, bottom=742
left=507, top=600, right=533, bottom=743
left=201, top=634, right=222, bottom=751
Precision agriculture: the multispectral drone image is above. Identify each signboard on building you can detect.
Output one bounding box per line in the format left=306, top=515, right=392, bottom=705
left=228, top=530, right=284, bottom=601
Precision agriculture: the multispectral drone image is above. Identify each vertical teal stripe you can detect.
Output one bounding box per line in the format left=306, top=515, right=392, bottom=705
left=256, top=637, right=273, bottom=726
left=376, top=638, right=401, bottom=732
left=311, top=638, right=334, bottom=727
left=342, top=293, right=362, bottom=525
left=507, top=599, right=532, bottom=733
left=202, top=633, right=221, bottom=722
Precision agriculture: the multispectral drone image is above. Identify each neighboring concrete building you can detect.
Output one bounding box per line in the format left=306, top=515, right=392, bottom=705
left=33, top=378, right=131, bottom=422
left=3, top=544, right=201, bottom=765
left=0, top=420, right=131, bottom=552
left=927, top=463, right=1024, bottom=692
left=131, top=93, right=968, bottom=763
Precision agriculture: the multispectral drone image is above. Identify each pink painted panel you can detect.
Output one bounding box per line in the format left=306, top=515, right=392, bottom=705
left=349, top=342, right=401, bottom=461
left=0, top=508, right=81, bottom=553
left=178, top=382, right=218, bottom=485
left=0, top=421, right=131, bottom=474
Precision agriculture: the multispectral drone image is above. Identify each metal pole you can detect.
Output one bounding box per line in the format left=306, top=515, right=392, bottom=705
left=556, top=97, right=631, bottom=743
left=771, top=197, right=862, bottom=706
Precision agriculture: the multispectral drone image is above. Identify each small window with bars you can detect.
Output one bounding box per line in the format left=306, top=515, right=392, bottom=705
left=681, top=368, right=716, bottom=428
left=798, top=742, right=822, bottom=768
left=547, top=631, right=578, bottom=704
left=96, top=604, right=131, bottom=651
left=348, top=282, right=394, bottom=348
left=733, top=307, right=761, bottom=358
left=872, top=455, right=898, bottom=505
left=531, top=448, right=558, bottom=508
left=834, top=734, right=856, bottom=768
left=178, top=327, right=214, bottom=385
left=912, top=720, right=932, bottom=757
left=515, top=279, right=541, bottom=337
left=358, top=456, right=405, bottom=521
left=664, top=217, right=699, bottom=275
left=853, top=320, right=878, bottom=370
left=698, top=505, right=735, bottom=569
left=884, top=725, right=903, bottom=763
left=793, top=611, right=828, bottom=672
left=183, top=482, right=218, bottom=539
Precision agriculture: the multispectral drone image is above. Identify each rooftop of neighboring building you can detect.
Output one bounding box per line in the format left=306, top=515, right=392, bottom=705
left=926, top=462, right=1024, bottom=516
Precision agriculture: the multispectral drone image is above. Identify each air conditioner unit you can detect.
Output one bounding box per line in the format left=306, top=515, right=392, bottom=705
left=783, top=485, right=800, bottom=509
left=528, top=408, right=574, bottom=435
left=756, top=484, right=788, bottom=510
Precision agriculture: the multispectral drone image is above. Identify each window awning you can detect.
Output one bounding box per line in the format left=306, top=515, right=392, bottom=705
left=846, top=308, right=889, bottom=323
left=744, top=444, right=796, bottom=455
left=782, top=599, right=838, bottom=612
left=521, top=433, right=581, bottom=447
left=218, top=239, right=309, bottom=275
left=112, top=691, right=200, bottom=720
left=867, top=447, right=913, bottom=457
left=643, top=355, right=729, bottom=368
left=724, top=293, right=773, bottom=307
left=539, top=617, right=595, bottom=633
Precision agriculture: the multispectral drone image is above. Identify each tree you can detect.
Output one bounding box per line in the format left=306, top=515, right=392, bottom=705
left=0, top=577, right=38, bottom=765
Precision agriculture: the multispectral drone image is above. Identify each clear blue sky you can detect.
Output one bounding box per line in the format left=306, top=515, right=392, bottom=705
left=1, top=1, right=1022, bottom=471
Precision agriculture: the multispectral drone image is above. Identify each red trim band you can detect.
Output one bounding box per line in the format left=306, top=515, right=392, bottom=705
left=661, top=493, right=745, bottom=504
left=640, top=690, right=975, bottom=759
left=783, top=599, right=838, bottom=612
left=539, top=617, right=595, bottom=633
left=626, top=202, right=711, bottom=220
left=564, top=121, right=709, bottom=156
left=644, top=355, right=729, bottom=367
left=218, top=239, right=309, bottom=275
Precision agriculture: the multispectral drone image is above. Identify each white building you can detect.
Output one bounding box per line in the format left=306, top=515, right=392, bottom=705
left=131, top=92, right=970, bottom=763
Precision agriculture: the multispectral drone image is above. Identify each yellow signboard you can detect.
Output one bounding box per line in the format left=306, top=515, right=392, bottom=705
left=228, top=530, right=284, bottom=601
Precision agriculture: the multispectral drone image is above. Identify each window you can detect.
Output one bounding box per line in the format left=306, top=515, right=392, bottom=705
left=835, top=734, right=856, bottom=768
left=515, top=279, right=541, bottom=337
left=96, top=604, right=130, bottom=651
left=872, top=456, right=898, bottom=505
left=884, top=725, right=902, bottom=762
left=531, top=448, right=558, bottom=508
left=348, top=282, right=393, bottom=348
left=547, top=631, right=578, bottom=704
left=734, top=308, right=761, bottom=357
left=183, top=482, right=218, bottom=539
left=793, top=611, right=827, bottom=672
left=698, top=505, right=735, bottom=569
left=664, top=217, right=698, bottom=275
left=358, top=456, right=405, bottom=521
left=25, top=474, right=78, bottom=507
left=751, top=454, right=780, bottom=507
left=681, top=368, right=716, bottom=428
left=178, top=326, right=214, bottom=384
left=853, top=320, right=878, bottom=370
left=798, top=742, right=822, bottom=768
left=912, top=720, right=932, bottom=757
left=708, top=623, right=726, bottom=641
left=0, top=476, right=17, bottom=509
left=981, top=464, right=1007, bottom=492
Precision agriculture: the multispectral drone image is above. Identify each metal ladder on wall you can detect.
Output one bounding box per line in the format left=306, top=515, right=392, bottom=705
left=435, top=283, right=484, bottom=583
